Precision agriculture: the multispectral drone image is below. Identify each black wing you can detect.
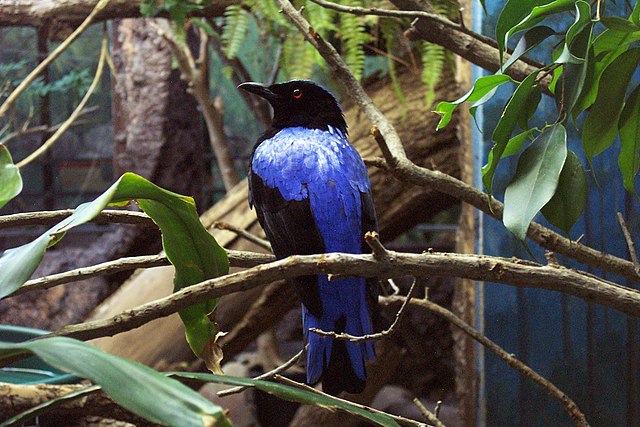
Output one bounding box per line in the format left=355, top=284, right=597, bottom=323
left=249, top=166, right=325, bottom=317
left=360, top=190, right=381, bottom=329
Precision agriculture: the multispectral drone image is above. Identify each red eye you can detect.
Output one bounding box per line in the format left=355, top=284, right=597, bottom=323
left=293, top=88, right=302, bottom=99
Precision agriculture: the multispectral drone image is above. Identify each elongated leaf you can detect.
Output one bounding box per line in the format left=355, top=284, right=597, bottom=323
left=482, top=71, right=541, bottom=194
left=173, top=372, right=401, bottom=427
left=496, top=0, right=549, bottom=59
left=600, top=17, right=640, bottom=33
left=583, top=47, right=640, bottom=162
left=619, top=84, right=640, bottom=195
left=633, top=1, right=640, bottom=25
left=500, top=0, right=576, bottom=58
left=0, top=146, right=22, bottom=209
left=503, top=26, right=556, bottom=72
left=435, top=74, right=513, bottom=130
left=574, top=30, right=640, bottom=117
left=0, top=338, right=231, bottom=427
left=541, top=150, right=586, bottom=234
left=502, top=129, right=537, bottom=158
left=2, top=385, right=100, bottom=426
left=554, top=3, right=593, bottom=117
left=503, top=124, right=568, bottom=241
left=0, top=173, right=229, bottom=366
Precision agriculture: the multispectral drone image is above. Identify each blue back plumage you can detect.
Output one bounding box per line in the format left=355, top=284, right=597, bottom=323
left=252, top=126, right=375, bottom=384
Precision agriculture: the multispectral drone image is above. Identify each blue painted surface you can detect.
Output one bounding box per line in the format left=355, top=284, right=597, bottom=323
left=474, top=1, right=640, bottom=426
left=252, top=125, right=375, bottom=382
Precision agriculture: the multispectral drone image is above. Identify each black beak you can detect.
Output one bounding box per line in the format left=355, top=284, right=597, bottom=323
left=238, top=82, right=280, bottom=102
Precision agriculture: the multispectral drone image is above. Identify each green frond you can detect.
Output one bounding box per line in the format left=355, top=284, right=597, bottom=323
left=337, top=0, right=370, bottom=81
left=379, top=18, right=408, bottom=115
left=281, top=33, right=316, bottom=80
left=245, top=0, right=288, bottom=29
left=222, top=5, right=250, bottom=59
left=420, top=41, right=446, bottom=107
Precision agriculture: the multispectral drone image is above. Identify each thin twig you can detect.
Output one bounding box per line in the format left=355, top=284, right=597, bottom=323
left=0, top=107, right=96, bottom=146
left=364, top=231, right=390, bottom=260
left=383, top=296, right=590, bottom=427
left=273, top=375, right=428, bottom=427
left=617, top=212, right=640, bottom=275
left=0, top=0, right=112, bottom=119
left=309, top=279, right=416, bottom=342
left=412, top=398, right=447, bottom=427
left=217, top=347, right=304, bottom=397
left=211, top=221, right=272, bottom=251
left=17, top=29, right=108, bottom=168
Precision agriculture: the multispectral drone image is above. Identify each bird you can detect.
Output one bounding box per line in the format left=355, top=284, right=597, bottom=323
left=239, top=80, right=378, bottom=395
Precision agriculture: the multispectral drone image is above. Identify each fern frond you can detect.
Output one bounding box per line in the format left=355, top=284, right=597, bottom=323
left=420, top=41, right=446, bottom=107
left=222, top=5, right=250, bottom=59
left=338, top=0, right=370, bottom=81
left=281, top=33, right=315, bottom=80
left=379, top=18, right=407, bottom=112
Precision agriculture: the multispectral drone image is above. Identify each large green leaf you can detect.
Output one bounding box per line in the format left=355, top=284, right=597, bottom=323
left=541, top=150, right=586, bottom=234
left=5, top=369, right=401, bottom=427
left=600, top=17, right=640, bottom=33
left=502, top=129, right=538, bottom=158
left=0, top=146, right=22, bottom=209
left=503, top=124, right=568, bottom=241
left=618, top=84, right=640, bottom=195
left=0, top=173, right=228, bottom=364
left=435, top=74, right=513, bottom=130
left=482, top=71, right=541, bottom=194
left=173, top=373, right=401, bottom=427
left=0, top=337, right=231, bottom=427
left=551, top=1, right=592, bottom=120
left=498, top=0, right=576, bottom=60
left=573, top=29, right=640, bottom=117
left=583, top=47, right=640, bottom=162
left=502, top=26, right=556, bottom=72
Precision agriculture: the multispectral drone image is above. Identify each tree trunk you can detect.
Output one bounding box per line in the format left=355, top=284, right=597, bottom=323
left=88, top=67, right=463, bottom=367
left=0, top=18, right=207, bottom=329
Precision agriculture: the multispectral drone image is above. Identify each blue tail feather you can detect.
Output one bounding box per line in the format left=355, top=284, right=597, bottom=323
left=303, top=276, right=375, bottom=394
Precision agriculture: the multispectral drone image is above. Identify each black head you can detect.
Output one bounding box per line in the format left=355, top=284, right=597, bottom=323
left=238, top=80, right=347, bottom=135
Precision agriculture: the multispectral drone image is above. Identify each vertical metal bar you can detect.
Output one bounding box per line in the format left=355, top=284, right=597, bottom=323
left=626, top=192, right=639, bottom=426
left=517, top=288, right=529, bottom=425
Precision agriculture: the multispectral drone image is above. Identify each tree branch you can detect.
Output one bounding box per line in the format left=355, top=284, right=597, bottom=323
left=0, top=0, right=234, bottom=28
left=32, top=250, right=640, bottom=348
left=0, top=209, right=155, bottom=229
left=275, top=0, right=640, bottom=284
left=8, top=250, right=274, bottom=297
left=382, top=295, right=590, bottom=427
left=617, top=212, right=640, bottom=275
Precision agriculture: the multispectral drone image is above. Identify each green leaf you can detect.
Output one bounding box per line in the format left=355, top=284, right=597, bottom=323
left=0, top=146, right=22, bottom=209
left=482, top=71, right=541, bottom=194
left=0, top=337, right=232, bottom=427
left=496, top=0, right=550, bottom=60
left=502, top=129, right=537, bottom=158
left=499, top=0, right=576, bottom=60
left=172, top=372, right=401, bottom=427
left=573, top=30, right=640, bottom=116
left=600, top=16, right=640, bottom=33
left=618, top=84, right=640, bottom=195
left=435, top=74, right=513, bottom=130
left=0, top=173, right=228, bottom=365
left=541, top=150, right=586, bottom=234
left=583, top=47, right=640, bottom=162
left=632, top=1, right=640, bottom=25
left=503, top=124, right=568, bottom=241
left=503, top=26, right=556, bottom=72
